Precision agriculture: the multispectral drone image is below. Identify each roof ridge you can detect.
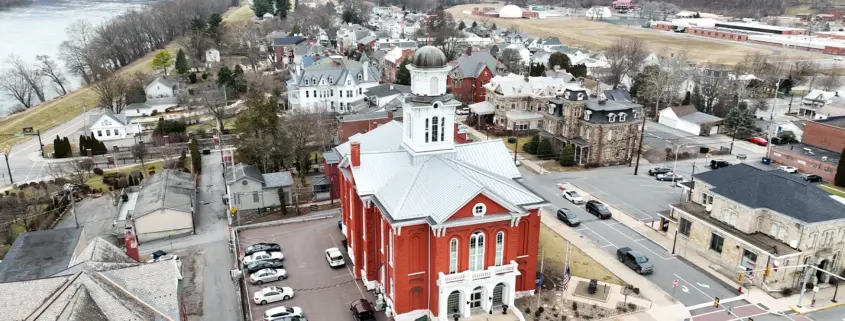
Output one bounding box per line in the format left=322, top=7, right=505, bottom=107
left=390, top=159, right=430, bottom=214
left=444, top=157, right=533, bottom=198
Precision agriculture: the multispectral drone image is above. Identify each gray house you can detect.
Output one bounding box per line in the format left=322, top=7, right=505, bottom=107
left=226, top=163, right=294, bottom=211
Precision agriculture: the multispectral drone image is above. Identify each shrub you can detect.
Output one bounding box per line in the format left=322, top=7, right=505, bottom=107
left=632, top=287, right=640, bottom=295
left=534, top=310, right=542, bottom=317
left=93, top=168, right=104, bottom=176
left=523, top=135, right=540, bottom=154
left=572, top=302, right=578, bottom=311
left=628, top=303, right=637, bottom=311
left=536, top=137, right=553, bottom=157
left=525, top=307, right=531, bottom=314
left=538, top=306, right=545, bottom=314
left=559, top=144, right=576, bottom=166
left=781, top=287, right=794, bottom=297
left=507, top=137, right=517, bottom=144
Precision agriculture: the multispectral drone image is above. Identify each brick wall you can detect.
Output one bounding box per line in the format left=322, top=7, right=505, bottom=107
left=802, top=120, right=845, bottom=152
left=337, top=112, right=402, bottom=143
left=688, top=28, right=748, bottom=41
left=768, top=147, right=837, bottom=182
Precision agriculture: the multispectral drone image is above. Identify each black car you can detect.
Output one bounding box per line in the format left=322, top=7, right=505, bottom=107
left=648, top=167, right=671, bottom=176
left=802, top=174, right=823, bottom=182
left=244, top=243, right=281, bottom=256
left=585, top=200, right=612, bottom=219
left=244, top=259, right=284, bottom=274
left=616, top=247, right=654, bottom=274
left=350, top=299, right=376, bottom=321
left=710, top=160, right=730, bottom=169
left=556, top=208, right=580, bottom=226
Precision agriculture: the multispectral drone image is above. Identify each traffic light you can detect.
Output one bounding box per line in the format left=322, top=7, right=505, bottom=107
left=713, top=297, right=720, bottom=308
left=765, top=267, right=771, bottom=277
left=738, top=273, right=744, bottom=282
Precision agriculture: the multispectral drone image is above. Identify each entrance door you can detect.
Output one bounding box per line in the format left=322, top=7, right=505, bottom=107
left=492, top=283, right=505, bottom=305
left=470, top=288, right=483, bottom=308
left=447, top=291, right=460, bottom=314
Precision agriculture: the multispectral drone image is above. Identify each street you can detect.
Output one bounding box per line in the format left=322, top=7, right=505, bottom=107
left=642, top=121, right=768, bottom=165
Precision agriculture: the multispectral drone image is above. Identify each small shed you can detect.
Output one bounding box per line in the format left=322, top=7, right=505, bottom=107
left=309, top=175, right=332, bottom=201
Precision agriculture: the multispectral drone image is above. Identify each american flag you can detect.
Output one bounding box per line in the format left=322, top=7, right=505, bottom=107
left=562, top=266, right=571, bottom=290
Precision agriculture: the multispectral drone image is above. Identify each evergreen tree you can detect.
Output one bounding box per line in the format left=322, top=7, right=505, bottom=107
left=692, top=85, right=705, bottom=112
left=536, top=137, right=552, bottom=157
left=63, top=137, right=71, bottom=156
left=681, top=91, right=691, bottom=105
left=569, top=64, right=588, bottom=78
left=530, top=62, right=546, bottom=77
left=457, top=21, right=466, bottom=30
left=53, top=136, right=62, bottom=158
left=217, top=66, right=235, bottom=87
left=492, top=23, right=498, bottom=30
left=274, top=0, right=290, bottom=18
left=523, top=135, right=540, bottom=154
left=547, top=52, right=571, bottom=71
left=79, top=135, right=87, bottom=156
left=395, top=60, right=411, bottom=86
left=471, top=21, right=478, bottom=30
left=252, top=0, right=273, bottom=17
left=724, top=102, right=756, bottom=139
left=836, top=147, right=845, bottom=187
left=559, top=144, right=576, bottom=166
left=175, top=49, right=189, bottom=75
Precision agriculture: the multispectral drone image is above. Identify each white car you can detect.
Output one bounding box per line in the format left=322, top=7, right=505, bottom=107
left=562, top=190, right=584, bottom=204
left=146, top=254, right=179, bottom=263
left=325, top=247, right=345, bottom=267
left=242, top=251, right=284, bottom=266
left=455, top=108, right=469, bottom=115
left=778, top=165, right=798, bottom=173
left=263, top=306, right=304, bottom=321
left=249, top=268, right=288, bottom=285
left=254, top=286, right=295, bottom=305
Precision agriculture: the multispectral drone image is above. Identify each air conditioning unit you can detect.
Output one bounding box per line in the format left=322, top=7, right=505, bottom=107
left=705, top=204, right=713, bottom=212
left=822, top=156, right=828, bottom=162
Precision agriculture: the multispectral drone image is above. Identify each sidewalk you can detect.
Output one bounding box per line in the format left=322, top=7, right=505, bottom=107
left=561, top=183, right=845, bottom=315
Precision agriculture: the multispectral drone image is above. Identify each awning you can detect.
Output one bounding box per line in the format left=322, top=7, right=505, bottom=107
left=505, top=110, right=543, bottom=122
left=469, top=101, right=495, bottom=115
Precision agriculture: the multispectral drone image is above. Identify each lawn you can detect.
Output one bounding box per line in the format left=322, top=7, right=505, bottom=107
left=501, top=136, right=532, bottom=154
left=186, top=117, right=237, bottom=133
left=539, top=224, right=623, bottom=285
left=85, top=161, right=165, bottom=191
left=0, top=3, right=251, bottom=147
left=820, top=184, right=845, bottom=198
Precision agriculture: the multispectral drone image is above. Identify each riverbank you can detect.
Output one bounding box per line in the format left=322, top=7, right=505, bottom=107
left=0, top=3, right=253, bottom=147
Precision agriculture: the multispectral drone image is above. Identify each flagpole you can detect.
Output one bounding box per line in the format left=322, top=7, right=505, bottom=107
left=537, top=247, right=544, bottom=309
left=564, top=241, right=571, bottom=297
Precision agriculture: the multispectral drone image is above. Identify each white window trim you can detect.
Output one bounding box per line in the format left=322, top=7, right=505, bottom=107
left=495, top=231, right=505, bottom=266
left=389, top=229, right=394, bottom=266
left=380, top=220, right=384, bottom=254
left=608, top=114, right=616, bottom=123
left=449, top=238, right=459, bottom=274
left=469, top=232, right=485, bottom=271
left=362, top=210, right=366, bottom=241
left=473, top=203, right=487, bottom=217
left=619, top=113, right=627, bottom=121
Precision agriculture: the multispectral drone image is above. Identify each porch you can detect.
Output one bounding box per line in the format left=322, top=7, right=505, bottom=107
left=437, top=261, right=522, bottom=321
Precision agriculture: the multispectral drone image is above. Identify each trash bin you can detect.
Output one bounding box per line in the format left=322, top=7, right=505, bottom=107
left=337, top=220, right=342, bottom=230
left=762, top=157, right=771, bottom=165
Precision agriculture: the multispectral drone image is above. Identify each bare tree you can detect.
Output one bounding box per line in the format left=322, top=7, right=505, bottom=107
left=6, top=55, right=46, bottom=103
left=199, top=85, right=228, bottom=134
left=92, top=73, right=129, bottom=113
left=500, top=48, right=522, bottom=74
left=47, top=160, right=91, bottom=186
left=657, top=2, right=679, bottom=21
left=0, top=69, right=34, bottom=108
left=605, top=38, right=648, bottom=89
left=35, top=55, right=69, bottom=96
left=225, top=26, right=268, bottom=72
left=285, top=110, right=320, bottom=184
left=59, top=20, right=99, bottom=84
left=818, top=74, right=843, bottom=91
left=695, top=65, right=728, bottom=115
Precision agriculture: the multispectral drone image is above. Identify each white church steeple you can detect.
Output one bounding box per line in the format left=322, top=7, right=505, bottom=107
left=401, top=46, right=461, bottom=155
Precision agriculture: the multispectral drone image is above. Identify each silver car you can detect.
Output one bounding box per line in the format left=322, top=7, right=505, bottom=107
left=249, top=268, right=288, bottom=285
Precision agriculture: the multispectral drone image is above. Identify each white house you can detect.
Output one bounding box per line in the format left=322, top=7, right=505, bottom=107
left=88, top=111, right=141, bottom=141
left=145, top=76, right=177, bottom=100
left=658, top=105, right=723, bottom=136
left=125, top=76, right=180, bottom=117
left=225, top=163, right=293, bottom=211
left=205, top=48, right=221, bottom=67
left=287, top=55, right=381, bottom=113
left=131, top=169, right=195, bottom=243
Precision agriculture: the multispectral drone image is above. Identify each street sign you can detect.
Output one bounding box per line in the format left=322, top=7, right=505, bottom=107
left=22, top=127, right=33, bottom=134
left=2, top=144, right=10, bottom=154
left=813, top=286, right=820, bottom=293
left=673, top=280, right=678, bottom=287
left=12, top=133, right=23, bottom=137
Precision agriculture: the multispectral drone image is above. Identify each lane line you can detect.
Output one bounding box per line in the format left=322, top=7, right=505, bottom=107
left=603, top=221, right=673, bottom=260
left=674, top=272, right=714, bottom=301
left=581, top=225, right=617, bottom=248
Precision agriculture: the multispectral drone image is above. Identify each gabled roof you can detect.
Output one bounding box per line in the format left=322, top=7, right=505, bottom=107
left=146, top=76, right=175, bottom=91
left=694, top=164, right=845, bottom=223
left=273, top=36, right=306, bottom=46
left=451, top=51, right=497, bottom=78
left=88, top=110, right=129, bottom=128
left=134, top=169, right=195, bottom=218
left=296, top=57, right=381, bottom=87
left=225, top=163, right=264, bottom=183
left=0, top=227, right=84, bottom=283
left=365, top=83, right=411, bottom=98
left=262, top=172, right=293, bottom=188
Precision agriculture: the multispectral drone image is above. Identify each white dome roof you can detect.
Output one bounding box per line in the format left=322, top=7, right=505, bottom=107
left=499, top=5, right=523, bottom=18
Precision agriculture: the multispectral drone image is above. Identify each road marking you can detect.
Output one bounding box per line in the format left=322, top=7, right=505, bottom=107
left=333, top=273, right=352, bottom=279
left=681, top=285, right=689, bottom=293
left=600, top=245, right=615, bottom=248
left=573, top=228, right=587, bottom=232
left=697, top=282, right=710, bottom=288
left=686, top=295, right=747, bottom=311
left=604, top=222, right=622, bottom=226
left=674, top=273, right=714, bottom=300
left=580, top=225, right=617, bottom=248
left=632, top=238, right=646, bottom=242
left=603, top=221, right=673, bottom=260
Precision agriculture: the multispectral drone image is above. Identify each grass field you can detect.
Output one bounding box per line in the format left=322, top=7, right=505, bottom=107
left=85, top=161, right=165, bottom=191
left=820, top=184, right=845, bottom=198
left=539, top=224, right=623, bottom=285
left=0, top=4, right=251, bottom=147
left=448, top=4, right=826, bottom=66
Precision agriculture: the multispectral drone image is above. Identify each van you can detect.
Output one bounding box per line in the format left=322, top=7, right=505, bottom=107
left=350, top=299, right=376, bottom=321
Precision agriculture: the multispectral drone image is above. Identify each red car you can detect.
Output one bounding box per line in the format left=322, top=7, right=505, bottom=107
left=749, top=137, right=768, bottom=146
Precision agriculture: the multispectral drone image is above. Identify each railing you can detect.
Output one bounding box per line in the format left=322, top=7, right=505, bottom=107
left=438, top=260, right=519, bottom=286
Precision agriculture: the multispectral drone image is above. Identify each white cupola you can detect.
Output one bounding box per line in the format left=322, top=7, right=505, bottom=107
left=401, top=46, right=461, bottom=155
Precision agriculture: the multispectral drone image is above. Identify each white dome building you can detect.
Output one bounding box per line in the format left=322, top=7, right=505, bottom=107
left=499, top=5, right=523, bottom=19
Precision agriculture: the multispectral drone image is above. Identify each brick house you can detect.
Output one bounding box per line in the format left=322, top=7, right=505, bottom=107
left=447, top=51, right=498, bottom=105
left=272, top=36, right=307, bottom=69
left=383, top=47, right=415, bottom=83
left=664, top=164, right=845, bottom=292
left=767, top=117, right=845, bottom=182
left=330, top=46, right=547, bottom=321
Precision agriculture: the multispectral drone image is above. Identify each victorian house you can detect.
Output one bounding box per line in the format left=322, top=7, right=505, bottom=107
left=287, top=55, right=381, bottom=113
left=332, top=46, right=547, bottom=321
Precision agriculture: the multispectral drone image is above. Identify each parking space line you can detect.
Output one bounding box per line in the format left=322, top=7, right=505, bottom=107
left=573, top=228, right=587, bottom=232
left=691, top=308, right=727, bottom=318
left=604, top=222, right=622, bottom=226
left=333, top=273, right=352, bottom=279
left=632, top=238, right=646, bottom=242
left=600, top=245, right=615, bottom=248
left=329, top=233, right=366, bottom=298
left=581, top=225, right=617, bottom=248
left=603, top=221, right=674, bottom=260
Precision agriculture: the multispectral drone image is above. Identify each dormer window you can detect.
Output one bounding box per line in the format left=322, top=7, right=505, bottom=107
left=358, top=74, right=363, bottom=81
left=548, top=104, right=556, bottom=115
left=329, top=76, right=333, bottom=83
left=619, top=113, right=627, bottom=122
left=584, top=110, right=592, bottom=121
left=311, top=77, right=316, bottom=84
left=608, top=114, right=616, bottom=123
left=577, top=92, right=584, bottom=100
left=305, top=79, right=309, bottom=85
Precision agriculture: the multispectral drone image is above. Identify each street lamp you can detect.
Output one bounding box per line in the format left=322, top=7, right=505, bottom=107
left=671, top=143, right=701, bottom=180
left=63, top=183, right=83, bottom=228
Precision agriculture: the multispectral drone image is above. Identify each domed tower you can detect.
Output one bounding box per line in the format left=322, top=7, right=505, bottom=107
left=402, top=46, right=461, bottom=154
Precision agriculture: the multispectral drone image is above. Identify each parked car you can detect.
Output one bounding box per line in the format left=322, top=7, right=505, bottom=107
left=254, top=286, right=295, bottom=305
left=749, top=137, right=769, bottom=146
left=249, top=268, right=288, bottom=285
left=556, top=208, right=580, bottom=226
left=244, top=243, right=281, bottom=256
left=710, top=160, right=730, bottom=169
left=648, top=167, right=671, bottom=176
left=616, top=247, right=654, bottom=274
left=245, top=259, right=284, bottom=275
left=802, top=174, right=823, bottom=182
left=778, top=165, right=798, bottom=174
left=325, top=247, right=345, bottom=267
left=350, top=299, right=377, bottom=321
left=243, top=251, right=284, bottom=266
left=562, top=190, right=584, bottom=204
left=585, top=200, right=612, bottom=219
left=656, top=173, right=683, bottom=182
left=770, top=137, right=785, bottom=145
left=455, top=108, right=469, bottom=116
left=263, top=306, right=303, bottom=321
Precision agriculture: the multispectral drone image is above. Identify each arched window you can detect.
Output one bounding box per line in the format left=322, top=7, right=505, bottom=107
left=469, top=232, right=485, bottom=271
left=440, top=117, right=445, bottom=141
left=431, top=116, right=440, bottom=142
left=329, top=76, right=334, bottom=83
left=495, top=231, right=505, bottom=266
left=473, top=203, right=487, bottom=216
left=358, top=74, right=362, bottom=81
left=305, top=79, right=309, bottom=85
left=449, top=238, right=459, bottom=274
left=807, top=233, right=817, bottom=249
left=430, top=77, right=439, bottom=95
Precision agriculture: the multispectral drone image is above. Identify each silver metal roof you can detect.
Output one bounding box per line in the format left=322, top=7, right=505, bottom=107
left=133, top=169, right=195, bottom=218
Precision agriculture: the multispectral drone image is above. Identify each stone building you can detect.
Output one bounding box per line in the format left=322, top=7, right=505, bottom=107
left=663, top=164, right=845, bottom=292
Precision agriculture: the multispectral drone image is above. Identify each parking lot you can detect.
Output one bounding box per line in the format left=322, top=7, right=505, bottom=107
left=237, top=216, right=387, bottom=321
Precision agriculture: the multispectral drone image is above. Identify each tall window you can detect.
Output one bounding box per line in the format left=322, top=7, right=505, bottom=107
left=431, top=116, right=440, bottom=142
left=430, top=76, right=439, bottom=95
left=389, top=229, right=394, bottom=266
left=679, top=218, right=692, bottom=236
left=449, top=238, right=459, bottom=274
left=710, top=233, right=724, bottom=254
left=425, top=118, right=430, bottom=142
left=440, top=117, right=445, bottom=141
left=770, top=223, right=787, bottom=241
left=468, top=232, right=485, bottom=271
left=495, top=231, right=505, bottom=266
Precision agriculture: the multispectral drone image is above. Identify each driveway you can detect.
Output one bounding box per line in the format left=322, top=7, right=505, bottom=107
left=642, top=121, right=768, bottom=165
left=238, top=217, right=389, bottom=321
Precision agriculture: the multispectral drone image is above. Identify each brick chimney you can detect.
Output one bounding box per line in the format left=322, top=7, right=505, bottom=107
left=124, top=228, right=140, bottom=262
left=368, top=121, right=379, bottom=131
left=350, top=141, right=361, bottom=167
left=387, top=110, right=394, bottom=119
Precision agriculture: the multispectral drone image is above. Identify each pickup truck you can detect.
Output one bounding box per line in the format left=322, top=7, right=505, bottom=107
left=616, top=247, right=654, bottom=274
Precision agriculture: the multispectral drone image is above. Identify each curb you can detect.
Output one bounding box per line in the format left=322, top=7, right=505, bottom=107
left=789, top=300, right=845, bottom=315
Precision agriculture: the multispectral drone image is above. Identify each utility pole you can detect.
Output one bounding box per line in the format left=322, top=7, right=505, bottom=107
left=3, top=152, right=12, bottom=185
left=37, top=130, right=45, bottom=158
left=68, top=187, right=79, bottom=228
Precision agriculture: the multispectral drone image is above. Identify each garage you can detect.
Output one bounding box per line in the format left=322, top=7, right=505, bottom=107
left=131, top=169, right=196, bottom=243
left=659, top=106, right=723, bottom=136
